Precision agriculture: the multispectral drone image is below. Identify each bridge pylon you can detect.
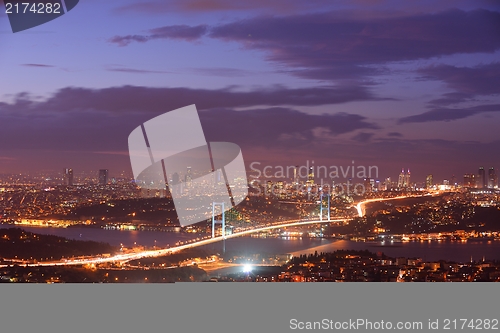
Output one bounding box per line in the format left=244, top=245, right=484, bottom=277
left=212, top=202, right=226, bottom=239
left=319, top=193, right=331, bottom=222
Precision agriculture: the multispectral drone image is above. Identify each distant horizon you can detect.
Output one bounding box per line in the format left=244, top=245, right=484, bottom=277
left=2, top=162, right=500, bottom=187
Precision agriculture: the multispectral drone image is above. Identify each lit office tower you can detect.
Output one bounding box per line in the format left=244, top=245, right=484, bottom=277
left=98, top=169, right=108, bottom=185
left=185, top=166, right=192, bottom=187
left=363, top=178, right=373, bottom=193
left=398, top=169, right=405, bottom=188
left=293, top=166, right=299, bottom=185
left=426, top=174, right=433, bottom=189
left=384, top=177, right=391, bottom=190
left=63, top=168, right=74, bottom=186
left=463, top=174, right=475, bottom=188
left=405, top=169, right=411, bottom=188
left=488, top=167, right=497, bottom=188
left=478, top=166, right=486, bottom=188
left=307, top=167, right=314, bottom=185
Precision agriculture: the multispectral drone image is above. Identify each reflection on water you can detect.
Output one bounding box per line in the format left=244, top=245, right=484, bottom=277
left=200, top=237, right=500, bottom=263
left=1, top=225, right=499, bottom=262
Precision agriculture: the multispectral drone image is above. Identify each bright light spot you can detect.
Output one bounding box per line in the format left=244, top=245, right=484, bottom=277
left=243, top=264, right=252, bottom=273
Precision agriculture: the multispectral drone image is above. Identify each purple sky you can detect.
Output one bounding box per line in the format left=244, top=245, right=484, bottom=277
left=1, top=0, right=500, bottom=183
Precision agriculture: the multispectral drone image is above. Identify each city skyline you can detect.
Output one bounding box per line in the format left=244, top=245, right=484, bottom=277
left=4, top=163, right=500, bottom=191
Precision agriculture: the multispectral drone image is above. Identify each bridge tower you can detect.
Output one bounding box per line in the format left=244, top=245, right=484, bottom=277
left=212, top=202, right=226, bottom=239
left=319, top=193, right=331, bottom=222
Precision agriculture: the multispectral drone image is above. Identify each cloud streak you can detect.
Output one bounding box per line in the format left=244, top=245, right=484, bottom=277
left=109, top=25, right=208, bottom=46
left=419, top=62, right=500, bottom=96
left=21, top=64, right=55, bottom=68
left=0, top=85, right=380, bottom=116
left=106, top=66, right=174, bottom=74
left=398, top=104, right=500, bottom=123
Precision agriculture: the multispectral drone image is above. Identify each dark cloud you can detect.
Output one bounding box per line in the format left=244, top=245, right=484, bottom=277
left=201, top=108, right=378, bottom=147
left=109, top=25, right=208, bottom=46
left=426, top=92, right=475, bottom=106
left=0, top=85, right=380, bottom=153
left=0, top=85, right=379, bottom=116
left=2, top=86, right=500, bottom=181
left=351, top=132, right=374, bottom=142
left=208, top=9, right=500, bottom=81
left=112, top=9, right=500, bottom=82
left=398, top=104, right=500, bottom=123
left=149, top=25, right=208, bottom=40
left=0, top=99, right=377, bottom=158
left=108, top=35, right=150, bottom=47
left=387, top=132, right=402, bottom=137
left=419, top=62, right=500, bottom=96
left=21, top=64, right=54, bottom=68
left=210, top=9, right=500, bottom=61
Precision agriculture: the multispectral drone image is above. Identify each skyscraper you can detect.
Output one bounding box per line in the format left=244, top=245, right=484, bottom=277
left=488, top=167, right=497, bottom=188
left=363, top=178, right=373, bottom=193
left=185, top=166, right=192, bottom=188
left=426, top=174, right=433, bottom=189
left=63, top=168, right=73, bottom=186
left=307, top=167, right=314, bottom=185
left=98, top=169, right=108, bottom=185
left=398, top=169, right=405, bottom=188
left=405, top=169, right=411, bottom=188
left=384, top=177, right=391, bottom=191
left=397, top=169, right=411, bottom=189
left=293, top=166, right=299, bottom=185
left=478, top=166, right=486, bottom=188
left=464, top=174, right=475, bottom=188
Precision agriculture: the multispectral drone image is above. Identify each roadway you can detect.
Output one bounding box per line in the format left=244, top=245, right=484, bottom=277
left=355, top=192, right=437, bottom=217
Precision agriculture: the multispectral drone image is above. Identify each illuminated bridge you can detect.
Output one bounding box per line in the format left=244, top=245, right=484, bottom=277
left=0, top=194, right=435, bottom=267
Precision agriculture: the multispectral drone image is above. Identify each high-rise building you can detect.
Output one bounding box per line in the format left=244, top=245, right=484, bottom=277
left=185, top=166, right=192, bottom=187
left=307, top=167, right=314, bottom=185
left=398, top=169, right=405, bottom=188
left=266, top=180, right=273, bottom=194
left=463, top=174, right=475, bottom=188
left=397, top=169, right=411, bottom=189
left=384, top=177, right=391, bottom=191
left=488, top=167, right=497, bottom=188
left=478, top=166, right=486, bottom=188
left=98, top=169, right=108, bottom=185
left=293, top=166, right=299, bottom=185
left=426, top=174, right=433, bottom=189
left=63, top=168, right=73, bottom=186
left=405, top=169, right=411, bottom=188
left=363, top=178, right=372, bottom=193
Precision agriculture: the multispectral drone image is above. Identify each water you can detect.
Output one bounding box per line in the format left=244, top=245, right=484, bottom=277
left=209, top=237, right=500, bottom=263
left=1, top=225, right=499, bottom=263
left=0, top=224, right=195, bottom=248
